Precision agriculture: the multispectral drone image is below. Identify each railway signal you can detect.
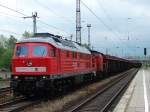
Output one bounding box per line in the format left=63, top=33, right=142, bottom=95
left=144, top=48, right=147, bottom=56
left=144, top=48, right=148, bottom=67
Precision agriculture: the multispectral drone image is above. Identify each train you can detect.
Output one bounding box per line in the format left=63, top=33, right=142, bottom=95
left=10, top=33, right=141, bottom=96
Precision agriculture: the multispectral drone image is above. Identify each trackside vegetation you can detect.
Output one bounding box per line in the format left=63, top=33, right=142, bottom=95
left=0, top=31, right=32, bottom=71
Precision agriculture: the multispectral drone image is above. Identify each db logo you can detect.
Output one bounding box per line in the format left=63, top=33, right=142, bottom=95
left=35, top=68, right=38, bottom=71
left=26, top=60, right=32, bottom=67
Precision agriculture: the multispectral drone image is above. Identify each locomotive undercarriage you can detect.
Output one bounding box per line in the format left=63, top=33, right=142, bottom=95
left=10, top=72, right=98, bottom=97
left=11, top=76, right=49, bottom=97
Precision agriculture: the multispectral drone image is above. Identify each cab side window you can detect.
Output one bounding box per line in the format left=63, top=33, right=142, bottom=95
left=66, top=51, right=69, bottom=58
left=50, top=48, right=55, bottom=57
left=72, top=52, right=77, bottom=59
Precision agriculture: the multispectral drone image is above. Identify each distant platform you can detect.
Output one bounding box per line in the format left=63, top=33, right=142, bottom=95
left=114, top=68, right=150, bottom=112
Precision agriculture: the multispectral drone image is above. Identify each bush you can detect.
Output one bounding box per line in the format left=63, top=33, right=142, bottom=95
left=0, top=49, right=13, bottom=70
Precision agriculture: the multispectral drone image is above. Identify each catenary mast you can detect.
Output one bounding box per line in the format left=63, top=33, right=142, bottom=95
left=76, top=0, right=81, bottom=44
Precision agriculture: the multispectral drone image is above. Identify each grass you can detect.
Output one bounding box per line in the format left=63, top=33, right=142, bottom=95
left=0, top=77, right=3, bottom=80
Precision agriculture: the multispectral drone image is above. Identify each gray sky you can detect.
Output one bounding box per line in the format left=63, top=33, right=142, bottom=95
left=0, top=0, right=150, bottom=57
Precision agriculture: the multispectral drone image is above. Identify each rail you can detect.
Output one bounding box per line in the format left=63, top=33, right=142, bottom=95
left=66, top=69, right=139, bottom=112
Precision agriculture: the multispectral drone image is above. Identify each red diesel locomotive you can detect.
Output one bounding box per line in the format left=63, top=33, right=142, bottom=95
left=10, top=33, right=141, bottom=96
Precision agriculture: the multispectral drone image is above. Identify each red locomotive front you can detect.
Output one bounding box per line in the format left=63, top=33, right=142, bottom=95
left=11, top=41, right=58, bottom=96
left=12, top=41, right=60, bottom=76
left=12, top=43, right=50, bottom=76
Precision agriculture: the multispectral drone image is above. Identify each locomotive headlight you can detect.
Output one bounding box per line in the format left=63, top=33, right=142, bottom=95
left=42, top=76, right=46, bottom=79
left=14, top=76, right=18, bottom=79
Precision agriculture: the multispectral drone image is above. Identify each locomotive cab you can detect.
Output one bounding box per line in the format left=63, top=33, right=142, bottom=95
left=12, top=42, right=51, bottom=75
left=11, top=41, right=57, bottom=96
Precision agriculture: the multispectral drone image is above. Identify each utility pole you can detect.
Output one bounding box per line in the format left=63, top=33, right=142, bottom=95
left=87, top=24, right=91, bottom=48
left=127, top=18, right=132, bottom=40
left=23, top=12, right=38, bottom=34
left=105, top=37, right=108, bottom=54
left=76, top=0, right=81, bottom=44
left=106, top=48, right=108, bottom=55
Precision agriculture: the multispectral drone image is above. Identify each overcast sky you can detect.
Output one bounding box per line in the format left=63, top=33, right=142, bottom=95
left=0, top=0, right=150, bottom=57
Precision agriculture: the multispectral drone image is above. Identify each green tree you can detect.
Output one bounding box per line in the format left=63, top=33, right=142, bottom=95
left=0, top=35, right=17, bottom=70
left=82, top=43, right=90, bottom=49
left=0, top=49, right=12, bottom=70
left=5, top=35, right=17, bottom=49
left=22, top=31, right=33, bottom=38
left=0, top=47, right=4, bottom=59
left=0, top=35, right=7, bottom=48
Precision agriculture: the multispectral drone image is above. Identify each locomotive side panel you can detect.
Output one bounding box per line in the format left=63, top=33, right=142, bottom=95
left=48, top=44, right=58, bottom=74
left=59, top=50, right=94, bottom=76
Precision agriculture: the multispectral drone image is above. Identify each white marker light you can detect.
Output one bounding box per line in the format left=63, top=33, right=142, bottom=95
left=14, top=76, right=18, bottom=79
left=43, top=76, right=46, bottom=79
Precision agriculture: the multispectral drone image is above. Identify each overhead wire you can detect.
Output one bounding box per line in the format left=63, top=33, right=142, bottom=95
left=0, top=11, right=21, bottom=18
left=0, top=29, right=22, bottom=35
left=96, top=0, right=112, bottom=22
left=0, top=11, right=34, bottom=35
left=95, top=0, right=130, bottom=48
left=81, top=0, right=119, bottom=49
left=81, top=0, right=136, bottom=56
left=38, top=20, right=69, bottom=34
left=81, top=1, right=113, bottom=32
left=0, top=3, right=69, bottom=36
left=96, top=0, right=123, bottom=37
left=0, top=4, right=27, bottom=16
left=0, top=12, right=50, bottom=33
left=34, top=0, right=74, bottom=24
left=96, top=0, right=140, bottom=50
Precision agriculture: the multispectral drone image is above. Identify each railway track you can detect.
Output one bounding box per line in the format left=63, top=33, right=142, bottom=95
left=0, top=96, right=41, bottom=112
left=0, top=87, right=12, bottom=104
left=0, top=87, right=11, bottom=94
left=0, top=69, right=138, bottom=112
left=0, top=88, right=40, bottom=112
left=65, top=68, right=139, bottom=112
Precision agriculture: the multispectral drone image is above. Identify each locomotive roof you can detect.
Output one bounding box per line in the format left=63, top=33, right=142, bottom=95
left=90, top=50, right=104, bottom=55
left=18, top=36, right=91, bottom=54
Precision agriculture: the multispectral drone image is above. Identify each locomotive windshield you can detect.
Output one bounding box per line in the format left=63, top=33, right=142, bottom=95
left=32, top=45, right=46, bottom=56
left=16, top=46, right=28, bottom=56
